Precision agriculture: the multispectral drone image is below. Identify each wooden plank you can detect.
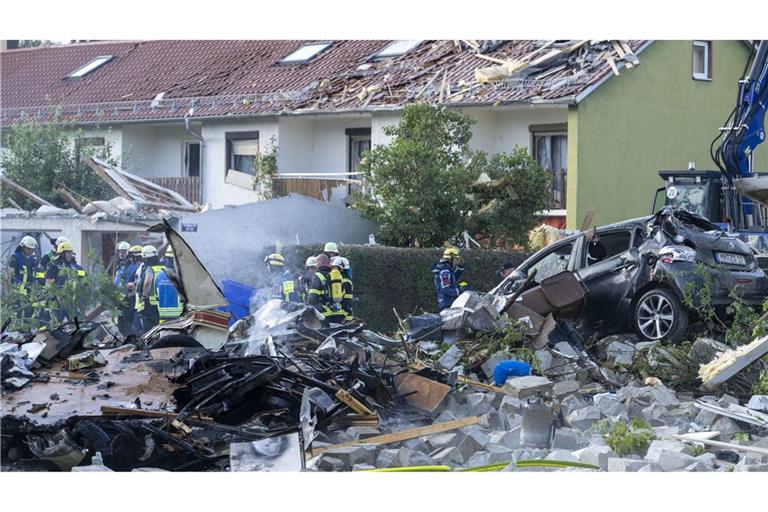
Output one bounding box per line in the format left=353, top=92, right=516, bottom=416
left=56, top=187, right=84, bottom=213
left=7, top=197, right=24, bottom=210
left=335, top=389, right=374, bottom=415
left=474, top=53, right=508, bottom=65
left=457, top=375, right=505, bottom=394
left=395, top=373, right=451, bottom=412
left=0, top=175, right=54, bottom=206
left=605, top=56, right=620, bottom=76
left=702, top=335, right=768, bottom=389
left=310, top=416, right=479, bottom=458
left=100, top=405, right=214, bottom=422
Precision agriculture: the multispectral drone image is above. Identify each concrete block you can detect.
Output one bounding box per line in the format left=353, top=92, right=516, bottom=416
left=606, top=340, right=636, bottom=366
left=466, top=392, right=493, bottom=416
left=436, top=345, right=463, bottom=371
left=690, top=337, right=729, bottom=364
left=658, top=450, right=698, bottom=471
left=545, top=449, right=580, bottom=462
left=455, top=429, right=489, bottom=461
left=566, top=406, right=603, bottom=432
left=607, top=458, right=651, bottom=472
left=424, top=432, right=463, bottom=452
left=488, top=427, right=521, bottom=450
left=346, top=426, right=381, bottom=440
left=499, top=395, right=523, bottom=415
left=552, top=427, right=588, bottom=450
left=693, top=408, right=718, bottom=429
left=636, top=462, right=662, bottom=472
left=712, top=417, right=741, bottom=440
left=481, top=351, right=513, bottom=379
left=574, top=445, right=615, bottom=470
left=553, top=342, right=580, bottom=358
left=593, top=394, right=629, bottom=421
left=409, top=451, right=437, bottom=467
left=375, top=449, right=402, bottom=468
left=352, top=463, right=376, bottom=471
left=503, top=375, right=553, bottom=399
left=560, top=394, right=587, bottom=418
left=434, top=410, right=458, bottom=424
left=716, top=394, right=739, bottom=408
left=432, top=446, right=464, bottom=466
left=485, top=444, right=515, bottom=464
left=464, top=451, right=492, bottom=468
left=321, top=445, right=376, bottom=468
left=682, top=461, right=713, bottom=472
left=534, top=350, right=554, bottom=372
left=479, top=411, right=507, bottom=431
left=553, top=379, right=581, bottom=398
left=644, top=440, right=690, bottom=463
left=316, top=456, right=346, bottom=472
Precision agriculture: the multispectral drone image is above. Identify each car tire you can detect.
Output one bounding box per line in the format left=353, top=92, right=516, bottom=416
left=633, top=288, right=688, bottom=342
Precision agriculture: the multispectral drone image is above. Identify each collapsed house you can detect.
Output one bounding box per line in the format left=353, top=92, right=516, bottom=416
left=3, top=214, right=768, bottom=472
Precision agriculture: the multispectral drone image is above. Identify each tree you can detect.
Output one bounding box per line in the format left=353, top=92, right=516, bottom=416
left=464, top=149, right=551, bottom=248
left=0, top=118, right=115, bottom=209
left=353, top=103, right=550, bottom=248
left=353, top=104, right=480, bottom=247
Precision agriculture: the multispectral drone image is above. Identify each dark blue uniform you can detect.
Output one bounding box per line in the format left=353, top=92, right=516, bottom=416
left=431, top=260, right=464, bottom=311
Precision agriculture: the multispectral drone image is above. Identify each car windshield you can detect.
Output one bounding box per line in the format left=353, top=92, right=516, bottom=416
left=668, top=185, right=707, bottom=217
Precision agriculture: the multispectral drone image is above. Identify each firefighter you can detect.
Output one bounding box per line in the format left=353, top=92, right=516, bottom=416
left=308, top=254, right=346, bottom=323
left=331, top=256, right=354, bottom=322
left=36, top=235, right=70, bottom=283
left=264, top=253, right=298, bottom=302
left=45, top=241, right=86, bottom=323
left=296, top=256, right=316, bottom=303
left=323, top=242, right=339, bottom=260
left=114, top=242, right=138, bottom=335
left=136, top=245, right=163, bottom=333
left=431, top=247, right=465, bottom=311
left=5, top=236, right=38, bottom=296
left=127, top=245, right=145, bottom=335
left=161, top=245, right=176, bottom=270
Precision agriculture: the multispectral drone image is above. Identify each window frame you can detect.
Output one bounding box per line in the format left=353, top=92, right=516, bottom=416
left=278, top=42, right=332, bottom=65
left=225, top=131, right=260, bottom=176
left=182, top=140, right=202, bottom=178
left=692, top=40, right=712, bottom=81
left=65, top=55, right=114, bottom=79
left=369, top=40, right=422, bottom=61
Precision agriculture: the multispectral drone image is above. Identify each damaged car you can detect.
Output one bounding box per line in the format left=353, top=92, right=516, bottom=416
left=492, top=207, right=768, bottom=342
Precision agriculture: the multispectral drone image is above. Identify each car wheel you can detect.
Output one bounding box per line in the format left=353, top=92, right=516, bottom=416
left=633, top=288, right=688, bottom=342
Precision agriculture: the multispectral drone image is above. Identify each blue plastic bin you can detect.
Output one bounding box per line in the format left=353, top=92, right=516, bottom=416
left=219, top=279, right=257, bottom=324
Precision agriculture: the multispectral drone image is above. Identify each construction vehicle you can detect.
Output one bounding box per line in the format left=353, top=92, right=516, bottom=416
left=653, top=40, right=768, bottom=256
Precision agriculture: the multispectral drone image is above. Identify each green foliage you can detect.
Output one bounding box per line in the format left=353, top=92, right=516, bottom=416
left=681, top=263, right=723, bottom=334
left=725, top=289, right=761, bottom=346
left=604, top=418, right=656, bottom=457
left=753, top=368, right=768, bottom=395
left=0, top=252, right=123, bottom=331
left=252, top=135, right=278, bottom=198
left=0, top=118, right=116, bottom=209
left=690, top=444, right=708, bottom=457
left=464, top=149, right=550, bottom=248
left=283, top=243, right=527, bottom=332
left=629, top=340, right=701, bottom=391
left=353, top=104, right=549, bottom=248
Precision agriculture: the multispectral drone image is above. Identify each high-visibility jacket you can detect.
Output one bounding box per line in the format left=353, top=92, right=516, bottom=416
left=307, top=270, right=346, bottom=323
left=268, top=269, right=298, bottom=302
left=341, top=274, right=354, bottom=322
left=46, top=257, right=86, bottom=287
left=36, top=250, right=55, bottom=282
left=155, top=268, right=183, bottom=319
left=9, top=249, right=38, bottom=295
left=134, top=263, right=147, bottom=312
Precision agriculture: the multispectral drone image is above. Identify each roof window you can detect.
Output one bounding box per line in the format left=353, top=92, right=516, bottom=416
left=66, top=55, right=114, bottom=78
left=279, top=42, right=332, bottom=64
left=371, top=40, right=422, bottom=60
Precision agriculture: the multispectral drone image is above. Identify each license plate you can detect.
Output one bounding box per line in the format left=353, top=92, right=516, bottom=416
left=715, top=252, right=746, bottom=266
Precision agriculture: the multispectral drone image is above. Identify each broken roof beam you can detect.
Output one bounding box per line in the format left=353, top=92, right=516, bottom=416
left=0, top=175, right=54, bottom=207
left=86, top=156, right=197, bottom=212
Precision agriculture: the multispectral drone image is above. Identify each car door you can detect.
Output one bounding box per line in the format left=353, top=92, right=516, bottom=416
left=575, top=228, right=640, bottom=331
left=493, top=237, right=582, bottom=297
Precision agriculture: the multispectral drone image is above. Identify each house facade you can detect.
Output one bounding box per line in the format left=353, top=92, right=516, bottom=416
left=2, top=40, right=764, bottom=228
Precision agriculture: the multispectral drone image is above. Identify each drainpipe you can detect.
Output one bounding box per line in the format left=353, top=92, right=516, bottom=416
left=184, top=114, right=205, bottom=205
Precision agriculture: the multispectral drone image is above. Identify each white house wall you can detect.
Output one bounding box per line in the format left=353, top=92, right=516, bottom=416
left=200, top=117, right=279, bottom=208
left=121, top=123, right=199, bottom=178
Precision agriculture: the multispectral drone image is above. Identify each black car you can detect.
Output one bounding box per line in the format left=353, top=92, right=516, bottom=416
left=492, top=207, right=768, bottom=342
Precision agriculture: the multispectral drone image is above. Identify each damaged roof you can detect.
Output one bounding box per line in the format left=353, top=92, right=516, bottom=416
left=1, top=40, right=649, bottom=125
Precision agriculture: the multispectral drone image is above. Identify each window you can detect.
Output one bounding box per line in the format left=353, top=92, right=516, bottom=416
left=693, top=41, right=712, bottom=80
left=531, top=125, right=568, bottom=209
left=346, top=128, right=371, bottom=197
left=279, top=42, right=332, bottom=64
left=528, top=242, right=574, bottom=283
left=587, top=231, right=633, bottom=266
left=226, top=132, right=259, bottom=175
left=371, top=40, right=422, bottom=61
left=184, top=142, right=201, bottom=177
left=66, top=55, right=113, bottom=78
left=75, top=136, right=106, bottom=161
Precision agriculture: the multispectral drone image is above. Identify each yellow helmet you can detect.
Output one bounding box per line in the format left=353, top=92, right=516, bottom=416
left=264, top=253, right=285, bottom=266
left=57, top=241, right=74, bottom=254
left=165, top=246, right=175, bottom=258
left=129, top=245, right=143, bottom=256
left=442, top=247, right=460, bottom=260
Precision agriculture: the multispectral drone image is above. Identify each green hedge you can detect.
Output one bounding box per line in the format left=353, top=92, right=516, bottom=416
left=282, top=244, right=528, bottom=333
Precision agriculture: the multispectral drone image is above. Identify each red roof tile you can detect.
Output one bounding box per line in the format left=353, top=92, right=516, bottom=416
left=1, top=40, right=648, bottom=125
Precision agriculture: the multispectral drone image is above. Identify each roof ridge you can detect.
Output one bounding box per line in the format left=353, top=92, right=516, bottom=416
left=3, top=40, right=144, bottom=53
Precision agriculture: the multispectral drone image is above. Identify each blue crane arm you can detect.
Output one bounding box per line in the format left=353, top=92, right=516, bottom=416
left=717, top=41, right=768, bottom=181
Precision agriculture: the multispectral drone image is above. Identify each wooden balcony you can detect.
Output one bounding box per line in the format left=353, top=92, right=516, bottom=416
left=146, top=176, right=201, bottom=205
left=271, top=176, right=355, bottom=202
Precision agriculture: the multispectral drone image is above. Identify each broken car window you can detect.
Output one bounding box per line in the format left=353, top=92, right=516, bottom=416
left=527, top=242, right=574, bottom=283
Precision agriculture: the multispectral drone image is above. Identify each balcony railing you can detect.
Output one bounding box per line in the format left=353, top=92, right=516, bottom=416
left=146, top=176, right=201, bottom=205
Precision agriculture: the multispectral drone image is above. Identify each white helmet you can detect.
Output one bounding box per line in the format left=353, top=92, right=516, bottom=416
left=20, top=236, right=38, bottom=250
left=305, top=256, right=317, bottom=268
left=141, top=245, right=158, bottom=258
left=55, top=235, right=70, bottom=246
left=324, top=242, right=339, bottom=254
left=117, top=241, right=131, bottom=252
left=332, top=256, right=350, bottom=270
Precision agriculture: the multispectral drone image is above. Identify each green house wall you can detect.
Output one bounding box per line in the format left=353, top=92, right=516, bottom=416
left=566, top=40, right=767, bottom=228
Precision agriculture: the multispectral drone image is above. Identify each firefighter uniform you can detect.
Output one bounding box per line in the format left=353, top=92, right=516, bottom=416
left=431, top=247, right=464, bottom=311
